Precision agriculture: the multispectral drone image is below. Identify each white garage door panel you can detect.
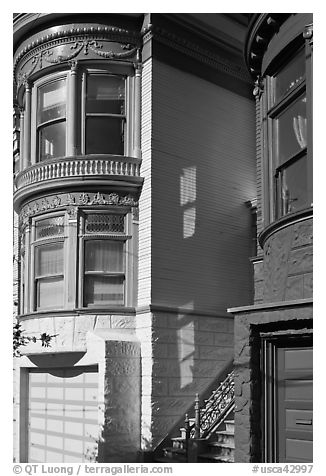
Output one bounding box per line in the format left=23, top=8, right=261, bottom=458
left=28, top=367, right=98, bottom=463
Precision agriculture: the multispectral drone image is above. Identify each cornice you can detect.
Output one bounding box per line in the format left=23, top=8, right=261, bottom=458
left=142, top=23, right=251, bottom=83
left=245, top=13, right=292, bottom=78
left=14, top=23, right=141, bottom=87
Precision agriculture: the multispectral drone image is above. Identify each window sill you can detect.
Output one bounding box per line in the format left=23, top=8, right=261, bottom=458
left=19, top=307, right=136, bottom=320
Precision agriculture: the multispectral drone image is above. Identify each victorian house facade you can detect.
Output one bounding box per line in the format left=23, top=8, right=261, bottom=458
left=13, top=13, right=312, bottom=463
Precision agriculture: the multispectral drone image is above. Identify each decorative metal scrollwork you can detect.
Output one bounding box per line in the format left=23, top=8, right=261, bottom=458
left=188, top=370, right=235, bottom=439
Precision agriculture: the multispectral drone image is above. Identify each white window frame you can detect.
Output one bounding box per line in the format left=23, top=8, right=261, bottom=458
left=78, top=207, right=133, bottom=309
left=30, top=211, right=68, bottom=311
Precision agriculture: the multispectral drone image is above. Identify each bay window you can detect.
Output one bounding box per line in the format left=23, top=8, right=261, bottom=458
left=267, top=45, right=312, bottom=219
left=26, top=63, right=138, bottom=164
left=20, top=208, right=134, bottom=314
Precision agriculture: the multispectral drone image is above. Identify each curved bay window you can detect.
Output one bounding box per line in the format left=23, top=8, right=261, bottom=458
left=267, top=41, right=312, bottom=219
left=22, top=62, right=139, bottom=166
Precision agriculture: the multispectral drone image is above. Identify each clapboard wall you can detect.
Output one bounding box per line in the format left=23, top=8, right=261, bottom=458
left=149, top=60, right=256, bottom=314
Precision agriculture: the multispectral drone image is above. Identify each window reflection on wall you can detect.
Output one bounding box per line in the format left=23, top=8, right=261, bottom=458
left=180, top=166, right=197, bottom=239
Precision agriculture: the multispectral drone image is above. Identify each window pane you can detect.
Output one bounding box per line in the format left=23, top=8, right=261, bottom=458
left=84, top=241, right=123, bottom=273
left=278, top=155, right=308, bottom=216
left=35, top=243, right=64, bottom=277
left=275, top=94, right=306, bottom=165
left=85, top=214, right=125, bottom=234
left=275, top=50, right=305, bottom=102
left=84, top=275, right=124, bottom=306
left=85, top=117, right=124, bottom=155
left=38, top=121, right=66, bottom=161
left=37, top=276, right=64, bottom=309
left=35, top=216, right=65, bottom=240
left=37, top=79, right=66, bottom=124
left=86, top=75, right=125, bottom=114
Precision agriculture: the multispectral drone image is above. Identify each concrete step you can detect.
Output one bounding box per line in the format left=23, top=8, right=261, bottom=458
left=204, top=442, right=234, bottom=458
left=171, top=437, right=186, bottom=450
left=214, top=431, right=235, bottom=446
left=163, top=446, right=187, bottom=462
left=208, top=440, right=235, bottom=450
left=224, top=420, right=235, bottom=432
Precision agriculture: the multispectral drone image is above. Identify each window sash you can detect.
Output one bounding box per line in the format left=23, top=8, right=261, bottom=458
left=34, top=242, right=64, bottom=278
left=83, top=274, right=125, bottom=306
left=37, top=119, right=66, bottom=161
left=35, top=276, right=64, bottom=310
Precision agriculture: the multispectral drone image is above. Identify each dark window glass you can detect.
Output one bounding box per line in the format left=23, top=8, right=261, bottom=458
left=38, top=121, right=66, bottom=161
left=275, top=50, right=305, bottom=102
left=275, top=95, right=306, bottom=165
left=85, top=117, right=124, bottom=155
left=86, top=75, right=125, bottom=114
left=277, top=155, right=308, bottom=216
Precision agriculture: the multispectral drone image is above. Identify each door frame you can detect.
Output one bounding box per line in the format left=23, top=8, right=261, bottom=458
left=260, top=329, right=312, bottom=462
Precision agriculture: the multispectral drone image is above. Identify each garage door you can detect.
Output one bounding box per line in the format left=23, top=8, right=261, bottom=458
left=28, top=366, right=98, bottom=463
left=277, top=346, right=313, bottom=462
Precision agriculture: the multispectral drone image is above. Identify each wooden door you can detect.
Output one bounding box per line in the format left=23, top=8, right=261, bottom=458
left=276, top=345, right=313, bottom=462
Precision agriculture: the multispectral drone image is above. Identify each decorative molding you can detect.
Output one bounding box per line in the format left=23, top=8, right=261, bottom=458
left=19, top=191, right=139, bottom=226
left=245, top=14, right=291, bottom=77
left=253, top=75, right=264, bottom=98
left=303, top=23, right=313, bottom=47
left=14, top=25, right=141, bottom=86
left=142, top=23, right=250, bottom=82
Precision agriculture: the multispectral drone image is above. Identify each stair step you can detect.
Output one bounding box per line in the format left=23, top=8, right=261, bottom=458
left=224, top=420, right=235, bottom=432
left=216, top=430, right=234, bottom=436
left=163, top=447, right=186, bottom=456
left=208, top=441, right=235, bottom=449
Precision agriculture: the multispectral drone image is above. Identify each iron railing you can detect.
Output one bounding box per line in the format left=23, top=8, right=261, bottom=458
left=185, top=369, right=235, bottom=440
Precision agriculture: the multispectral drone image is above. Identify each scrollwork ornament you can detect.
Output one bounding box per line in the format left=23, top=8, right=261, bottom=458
left=52, top=196, right=61, bottom=208
left=79, top=192, right=90, bottom=205
left=253, top=75, right=264, bottom=98
left=303, top=23, right=313, bottom=48
left=66, top=193, right=76, bottom=205
left=67, top=206, right=78, bottom=220
left=91, top=192, right=106, bottom=205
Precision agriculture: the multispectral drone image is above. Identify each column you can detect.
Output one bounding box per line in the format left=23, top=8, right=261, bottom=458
left=133, top=61, right=142, bottom=159
left=19, top=108, right=25, bottom=171
left=23, top=82, right=31, bottom=168
left=67, top=60, right=78, bottom=156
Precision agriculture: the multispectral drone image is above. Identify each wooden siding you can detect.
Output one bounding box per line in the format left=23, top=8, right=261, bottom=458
left=138, top=58, right=153, bottom=307
left=256, top=95, right=264, bottom=249
left=150, top=60, right=256, bottom=314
